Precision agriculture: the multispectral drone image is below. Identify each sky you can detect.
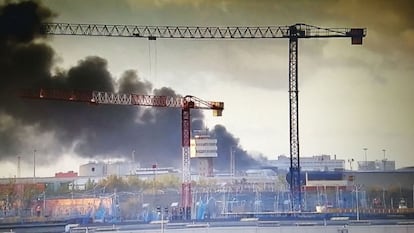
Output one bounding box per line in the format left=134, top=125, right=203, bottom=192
left=0, top=0, right=413, bottom=177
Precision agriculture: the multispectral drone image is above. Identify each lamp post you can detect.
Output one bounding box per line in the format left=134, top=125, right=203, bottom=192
left=33, top=149, right=36, bottom=182
left=131, top=150, right=136, bottom=175
left=382, top=149, right=386, bottom=171
left=348, top=158, right=354, bottom=171
left=230, top=146, right=236, bottom=177
left=156, top=206, right=167, bottom=233
left=43, top=191, right=46, bottom=214
left=152, top=163, right=157, bottom=196
left=354, top=185, right=361, bottom=221
left=17, top=156, right=21, bottom=178
left=363, top=148, right=368, bottom=170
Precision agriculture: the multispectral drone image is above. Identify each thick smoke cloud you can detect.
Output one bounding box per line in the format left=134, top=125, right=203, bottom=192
left=210, top=125, right=265, bottom=170
left=0, top=1, right=264, bottom=171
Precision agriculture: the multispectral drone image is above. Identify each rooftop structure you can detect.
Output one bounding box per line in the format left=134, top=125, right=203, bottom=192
left=79, top=161, right=141, bottom=177
left=269, top=154, right=345, bottom=172
left=357, top=160, right=395, bottom=171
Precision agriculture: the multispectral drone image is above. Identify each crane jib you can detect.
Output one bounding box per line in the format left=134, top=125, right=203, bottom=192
left=92, top=91, right=184, bottom=107
left=42, top=23, right=366, bottom=40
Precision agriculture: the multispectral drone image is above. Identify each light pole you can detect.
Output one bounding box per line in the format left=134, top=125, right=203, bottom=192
left=382, top=149, right=386, bottom=171
left=363, top=148, right=368, bottom=170
left=131, top=150, right=136, bottom=175
left=348, top=158, right=354, bottom=171
left=17, top=156, right=21, bottom=178
left=161, top=209, right=164, bottom=233
left=230, top=146, right=236, bottom=177
left=152, top=163, right=157, bottom=196
left=156, top=206, right=167, bottom=233
left=33, top=149, right=36, bottom=181
left=355, top=185, right=361, bottom=221
left=43, top=191, right=46, bottom=214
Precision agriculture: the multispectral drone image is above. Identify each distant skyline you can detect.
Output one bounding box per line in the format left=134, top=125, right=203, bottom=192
left=0, top=0, right=413, bottom=177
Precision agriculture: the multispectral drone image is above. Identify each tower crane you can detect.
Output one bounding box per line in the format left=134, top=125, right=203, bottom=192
left=21, top=88, right=223, bottom=219
left=40, top=22, right=366, bottom=212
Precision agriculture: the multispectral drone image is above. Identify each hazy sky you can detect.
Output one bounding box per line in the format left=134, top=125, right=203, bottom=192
left=1, top=0, right=413, bottom=177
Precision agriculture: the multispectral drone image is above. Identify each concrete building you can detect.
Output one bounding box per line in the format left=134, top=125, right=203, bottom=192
left=55, top=171, right=78, bottom=178
left=190, top=133, right=218, bottom=177
left=79, top=161, right=106, bottom=177
left=344, top=169, right=413, bottom=190
left=79, top=161, right=140, bottom=177
left=357, top=160, right=395, bottom=171
left=269, top=154, right=345, bottom=172
left=296, top=169, right=414, bottom=210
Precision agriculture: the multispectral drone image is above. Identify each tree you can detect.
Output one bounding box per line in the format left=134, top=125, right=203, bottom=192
left=98, top=175, right=128, bottom=193
left=126, top=176, right=145, bottom=192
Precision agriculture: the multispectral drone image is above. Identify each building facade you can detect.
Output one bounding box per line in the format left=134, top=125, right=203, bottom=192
left=269, top=154, right=345, bottom=172
left=357, top=160, right=395, bottom=171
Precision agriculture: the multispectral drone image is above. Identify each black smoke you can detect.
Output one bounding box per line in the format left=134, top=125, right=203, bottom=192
left=0, top=1, right=265, bottom=171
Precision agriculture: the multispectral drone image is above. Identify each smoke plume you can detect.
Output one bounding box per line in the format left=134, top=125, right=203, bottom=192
left=0, top=1, right=265, bottom=172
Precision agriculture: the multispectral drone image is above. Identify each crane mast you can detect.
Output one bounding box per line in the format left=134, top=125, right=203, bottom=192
left=289, top=27, right=300, bottom=211
left=39, top=22, right=365, bottom=213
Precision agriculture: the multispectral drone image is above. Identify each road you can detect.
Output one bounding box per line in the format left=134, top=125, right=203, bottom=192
left=2, top=219, right=414, bottom=233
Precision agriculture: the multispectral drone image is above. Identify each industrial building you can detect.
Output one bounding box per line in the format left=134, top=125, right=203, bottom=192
left=269, top=154, right=345, bottom=172
left=357, top=160, right=396, bottom=171
left=79, top=161, right=141, bottom=177
left=190, top=131, right=218, bottom=177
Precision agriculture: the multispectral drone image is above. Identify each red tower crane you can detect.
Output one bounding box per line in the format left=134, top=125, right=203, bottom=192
left=21, top=88, right=223, bottom=219
left=40, top=22, right=366, bottom=212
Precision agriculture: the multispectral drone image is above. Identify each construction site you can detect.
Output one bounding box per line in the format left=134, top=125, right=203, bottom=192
left=1, top=2, right=414, bottom=232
